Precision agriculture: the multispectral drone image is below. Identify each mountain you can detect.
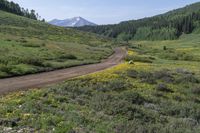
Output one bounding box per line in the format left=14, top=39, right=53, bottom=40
left=77, top=2, right=200, bottom=41
left=49, top=17, right=97, bottom=27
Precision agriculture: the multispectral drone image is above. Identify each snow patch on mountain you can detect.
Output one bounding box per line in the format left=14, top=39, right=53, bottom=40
left=48, top=17, right=97, bottom=27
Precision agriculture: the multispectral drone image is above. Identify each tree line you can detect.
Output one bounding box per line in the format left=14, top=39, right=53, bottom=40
left=0, top=0, right=45, bottom=21
left=77, top=2, right=200, bottom=41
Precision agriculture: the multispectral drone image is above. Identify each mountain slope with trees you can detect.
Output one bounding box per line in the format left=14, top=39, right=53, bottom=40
left=78, top=2, right=200, bottom=41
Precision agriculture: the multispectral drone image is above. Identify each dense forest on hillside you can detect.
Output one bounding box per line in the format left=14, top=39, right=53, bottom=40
left=78, top=2, right=200, bottom=41
left=0, top=0, right=43, bottom=21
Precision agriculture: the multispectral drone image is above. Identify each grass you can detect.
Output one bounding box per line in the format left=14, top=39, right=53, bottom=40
left=0, top=33, right=200, bottom=132
left=0, top=10, right=113, bottom=78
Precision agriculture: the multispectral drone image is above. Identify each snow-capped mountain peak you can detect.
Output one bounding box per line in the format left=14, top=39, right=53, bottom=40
left=48, top=17, right=97, bottom=27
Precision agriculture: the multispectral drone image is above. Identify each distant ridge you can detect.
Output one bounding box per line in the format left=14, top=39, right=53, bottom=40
left=77, top=2, right=200, bottom=40
left=48, top=17, right=97, bottom=27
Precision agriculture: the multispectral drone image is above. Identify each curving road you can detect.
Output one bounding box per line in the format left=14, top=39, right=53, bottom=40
left=0, top=47, right=127, bottom=95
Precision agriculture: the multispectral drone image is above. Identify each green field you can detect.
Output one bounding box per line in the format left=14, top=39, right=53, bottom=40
left=0, top=10, right=113, bottom=78
left=1, top=33, right=200, bottom=132
left=1, top=1, right=200, bottom=132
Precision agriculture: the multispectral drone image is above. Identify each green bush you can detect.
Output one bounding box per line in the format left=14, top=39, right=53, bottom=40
left=21, top=57, right=44, bottom=67
left=192, top=86, right=200, bottom=95
left=59, top=54, right=77, bottom=60
left=94, top=79, right=129, bottom=92
left=175, top=74, right=199, bottom=84
left=125, top=55, right=153, bottom=63
left=127, top=69, right=138, bottom=78
left=153, top=69, right=174, bottom=83
left=21, top=43, right=43, bottom=48
left=138, top=71, right=157, bottom=84
left=156, top=84, right=174, bottom=93
left=122, top=91, right=147, bottom=105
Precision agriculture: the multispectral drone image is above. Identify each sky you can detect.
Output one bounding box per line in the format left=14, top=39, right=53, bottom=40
left=10, top=0, right=200, bottom=24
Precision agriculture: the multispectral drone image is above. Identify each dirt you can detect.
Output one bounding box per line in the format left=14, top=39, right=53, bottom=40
left=0, top=47, right=127, bottom=95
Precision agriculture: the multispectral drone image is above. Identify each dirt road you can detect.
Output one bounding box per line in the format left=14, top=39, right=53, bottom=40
left=0, top=47, right=127, bottom=95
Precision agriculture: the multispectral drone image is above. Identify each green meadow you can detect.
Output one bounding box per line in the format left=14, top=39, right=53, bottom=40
left=1, top=1, right=200, bottom=132
left=1, top=33, right=200, bottom=132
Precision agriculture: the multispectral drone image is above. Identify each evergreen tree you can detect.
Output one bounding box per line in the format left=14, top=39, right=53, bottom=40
left=0, top=0, right=44, bottom=20
left=78, top=2, right=200, bottom=41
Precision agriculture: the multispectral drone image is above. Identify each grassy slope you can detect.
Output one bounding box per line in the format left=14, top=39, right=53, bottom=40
left=0, top=10, right=113, bottom=78
left=0, top=33, right=200, bottom=132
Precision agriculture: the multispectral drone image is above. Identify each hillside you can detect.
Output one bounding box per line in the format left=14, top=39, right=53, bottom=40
left=78, top=2, right=200, bottom=40
left=0, top=10, right=113, bottom=78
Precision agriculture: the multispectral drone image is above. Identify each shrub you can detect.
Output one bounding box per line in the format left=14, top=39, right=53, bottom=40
left=122, top=92, right=146, bottom=105
left=153, top=69, right=174, bottom=83
left=90, top=93, right=115, bottom=112
left=192, top=86, right=200, bottom=95
left=125, top=55, right=153, bottom=63
left=21, top=57, right=44, bottom=66
left=21, top=43, right=42, bottom=48
left=139, top=71, right=157, bottom=84
left=127, top=69, right=138, bottom=78
left=6, top=39, right=12, bottom=42
left=0, top=118, right=19, bottom=127
left=182, top=55, right=194, bottom=61
left=176, top=68, right=194, bottom=75
left=163, top=46, right=167, bottom=50
left=127, top=69, right=176, bottom=84
left=156, top=84, right=173, bottom=93
left=94, top=80, right=128, bottom=92
left=18, top=38, right=28, bottom=43
left=0, top=64, right=11, bottom=74
left=175, top=74, right=199, bottom=84
left=59, top=54, right=77, bottom=60
left=9, top=64, right=37, bottom=75
left=162, top=51, right=196, bottom=61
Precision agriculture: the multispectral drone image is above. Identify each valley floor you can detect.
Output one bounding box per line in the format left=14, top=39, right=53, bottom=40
left=0, top=34, right=200, bottom=133
left=0, top=47, right=126, bottom=95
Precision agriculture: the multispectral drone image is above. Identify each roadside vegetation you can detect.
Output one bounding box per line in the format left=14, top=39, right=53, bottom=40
left=0, top=33, right=200, bottom=132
